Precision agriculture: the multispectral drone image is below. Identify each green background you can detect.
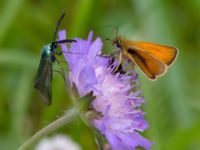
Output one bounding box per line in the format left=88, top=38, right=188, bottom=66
left=0, top=0, right=200, bottom=149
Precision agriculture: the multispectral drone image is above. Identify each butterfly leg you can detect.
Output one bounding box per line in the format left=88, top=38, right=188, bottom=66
left=112, top=52, right=123, bottom=73
left=109, top=49, right=118, bottom=57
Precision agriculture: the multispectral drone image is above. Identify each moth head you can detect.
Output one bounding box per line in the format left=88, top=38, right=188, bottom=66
left=51, top=42, right=57, bottom=50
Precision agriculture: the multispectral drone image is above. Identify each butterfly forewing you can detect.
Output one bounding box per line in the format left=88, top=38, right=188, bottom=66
left=126, top=41, right=178, bottom=65
left=34, top=56, right=52, bottom=105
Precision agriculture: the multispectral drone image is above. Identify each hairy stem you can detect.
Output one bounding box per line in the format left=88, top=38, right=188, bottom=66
left=18, top=108, right=77, bottom=150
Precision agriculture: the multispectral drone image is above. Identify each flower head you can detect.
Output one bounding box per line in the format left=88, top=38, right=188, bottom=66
left=58, top=30, right=152, bottom=150
left=35, top=134, right=81, bottom=150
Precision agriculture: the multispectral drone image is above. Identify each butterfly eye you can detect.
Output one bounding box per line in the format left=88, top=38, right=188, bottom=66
left=116, top=42, right=121, bottom=48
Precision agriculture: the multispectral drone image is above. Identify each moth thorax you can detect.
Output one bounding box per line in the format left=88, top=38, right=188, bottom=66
left=42, top=44, right=51, bottom=57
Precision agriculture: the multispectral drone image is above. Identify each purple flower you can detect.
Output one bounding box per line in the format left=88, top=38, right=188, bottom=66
left=58, top=30, right=152, bottom=150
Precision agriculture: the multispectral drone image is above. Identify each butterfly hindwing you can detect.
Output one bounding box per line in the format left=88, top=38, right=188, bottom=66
left=126, top=47, right=166, bottom=80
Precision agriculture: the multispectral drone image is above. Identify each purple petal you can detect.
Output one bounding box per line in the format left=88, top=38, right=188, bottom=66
left=87, top=37, right=102, bottom=64
left=78, top=66, right=98, bottom=95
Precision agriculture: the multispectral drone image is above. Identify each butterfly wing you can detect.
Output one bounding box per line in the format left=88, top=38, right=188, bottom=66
left=126, top=41, right=178, bottom=65
left=125, top=47, right=166, bottom=80
left=34, top=56, right=52, bottom=105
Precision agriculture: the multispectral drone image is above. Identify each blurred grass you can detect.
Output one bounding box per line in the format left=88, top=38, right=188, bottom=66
left=0, top=0, right=200, bottom=150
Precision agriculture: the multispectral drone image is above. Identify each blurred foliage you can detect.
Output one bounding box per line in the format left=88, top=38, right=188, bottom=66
left=0, top=0, right=200, bottom=150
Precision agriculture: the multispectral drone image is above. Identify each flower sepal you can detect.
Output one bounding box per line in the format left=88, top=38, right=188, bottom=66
left=92, top=127, right=110, bottom=150
left=68, top=83, right=100, bottom=127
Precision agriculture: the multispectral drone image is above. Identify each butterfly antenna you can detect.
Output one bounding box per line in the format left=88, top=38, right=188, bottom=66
left=92, top=24, right=117, bottom=31
left=105, top=38, right=112, bottom=42
left=52, top=12, right=65, bottom=42
left=113, top=26, right=118, bottom=38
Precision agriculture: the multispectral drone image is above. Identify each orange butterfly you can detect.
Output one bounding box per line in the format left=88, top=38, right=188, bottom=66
left=111, top=36, right=178, bottom=80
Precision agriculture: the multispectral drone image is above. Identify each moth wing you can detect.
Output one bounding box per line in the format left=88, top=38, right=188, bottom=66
left=126, top=48, right=166, bottom=80
left=34, top=56, right=52, bottom=105
left=128, top=41, right=178, bottom=65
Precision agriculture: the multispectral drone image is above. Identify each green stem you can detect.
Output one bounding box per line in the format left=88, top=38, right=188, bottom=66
left=18, top=108, right=77, bottom=150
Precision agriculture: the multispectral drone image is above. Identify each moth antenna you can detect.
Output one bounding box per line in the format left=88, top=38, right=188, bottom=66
left=52, top=12, right=65, bottom=42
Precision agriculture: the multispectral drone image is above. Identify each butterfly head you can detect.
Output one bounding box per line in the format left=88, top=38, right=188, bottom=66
left=112, top=36, right=124, bottom=51
left=112, top=36, right=123, bottom=48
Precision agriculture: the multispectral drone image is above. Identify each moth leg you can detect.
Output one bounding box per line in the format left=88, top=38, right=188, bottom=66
left=53, top=69, right=65, bottom=78
left=56, top=51, right=62, bottom=55
left=54, top=57, right=68, bottom=83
